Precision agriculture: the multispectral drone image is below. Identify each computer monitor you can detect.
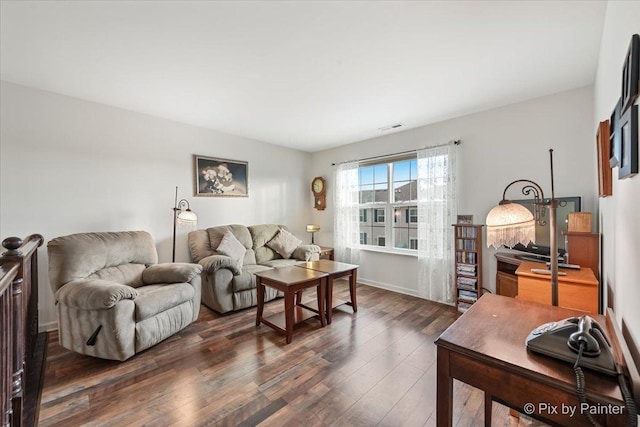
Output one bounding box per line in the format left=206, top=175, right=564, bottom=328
left=509, top=196, right=581, bottom=255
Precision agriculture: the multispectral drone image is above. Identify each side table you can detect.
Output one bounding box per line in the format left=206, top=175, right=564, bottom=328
left=255, top=266, right=327, bottom=344
left=318, top=246, right=334, bottom=260
left=296, top=260, right=358, bottom=324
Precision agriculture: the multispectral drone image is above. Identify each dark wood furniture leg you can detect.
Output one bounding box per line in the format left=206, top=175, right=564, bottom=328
left=436, top=346, right=453, bottom=427
left=326, top=277, right=334, bottom=324
left=349, top=269, right=358, bottom=312
left=484, top=392, right=492, bottom=427
left=317, top=279, right=326, bottom=327
left=284, top=290, right=295, bottom=344
left=255, top=277, right=264, bottom=327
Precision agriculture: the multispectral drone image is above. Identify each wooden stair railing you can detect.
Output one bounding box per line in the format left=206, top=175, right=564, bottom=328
left=0, top=235, right=44, bottom=427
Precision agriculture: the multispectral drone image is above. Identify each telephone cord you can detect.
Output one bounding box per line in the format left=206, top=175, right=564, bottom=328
left=618, top=370, right=638, bottom=427
left=574, top=343, right=603, bottom=427
left=574, top=343, right=638, bottom=427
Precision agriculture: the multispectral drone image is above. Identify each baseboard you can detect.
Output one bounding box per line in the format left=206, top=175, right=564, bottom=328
left=357, top=278, right=455, bottom=307
left=39, top=321, right=58, bottom=333
left=357, top=278, right=421, bottom=298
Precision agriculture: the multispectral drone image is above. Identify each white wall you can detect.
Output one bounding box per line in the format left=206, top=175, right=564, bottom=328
left=310, top=86, right=595, bottom=298
left=0, top=81, right=312, bottom=331
left=594, top=2, right=640, bottom=359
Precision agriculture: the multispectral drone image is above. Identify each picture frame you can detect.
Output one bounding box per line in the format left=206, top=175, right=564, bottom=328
left=457, top=215, right=473, bottom=224
left=621, top=34, right=639, bottom=113
left=618, top=104, right=638, bottom=179
left=609, top=97, right=621, bottom=167
left=193, top=155, right=249, bottom=197
left=596, top=120, right=612, bottom=197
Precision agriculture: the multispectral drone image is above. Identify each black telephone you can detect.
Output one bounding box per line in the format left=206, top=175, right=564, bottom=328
left=526, top=316, right=638, bottom=427
left=526, top=316, right=617, bottom=375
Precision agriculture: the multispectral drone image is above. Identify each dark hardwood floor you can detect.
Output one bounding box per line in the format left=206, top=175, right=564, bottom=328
left=39, top=282, right=546, bottom=426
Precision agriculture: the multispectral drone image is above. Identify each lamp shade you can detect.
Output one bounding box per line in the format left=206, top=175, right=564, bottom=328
left=306, top=224, right=320, bottom=233
left=177, top=209, right=198, bottom=224
left=485, top=202, right=535, bottom=249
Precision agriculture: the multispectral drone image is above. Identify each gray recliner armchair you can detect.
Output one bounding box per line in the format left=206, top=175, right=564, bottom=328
left=47, top=231, right=203, bottom=361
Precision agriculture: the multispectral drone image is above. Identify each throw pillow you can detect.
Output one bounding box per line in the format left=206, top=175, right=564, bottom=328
left=216, top=231, right=247, bottom=270
left=266, top=228, right=302, bottom=259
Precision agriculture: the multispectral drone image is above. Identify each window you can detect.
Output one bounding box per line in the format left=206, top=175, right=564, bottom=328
left=410, top=238, right=418, bottom=250
left=360, top=232, right=367, bottom=245
left=359, top=157, right=418, bottom=251
left=409, top=208, right=418, bottom=223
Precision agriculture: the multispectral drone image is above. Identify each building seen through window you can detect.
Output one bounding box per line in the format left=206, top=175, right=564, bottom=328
left=359, top=158, right=418, bottom=250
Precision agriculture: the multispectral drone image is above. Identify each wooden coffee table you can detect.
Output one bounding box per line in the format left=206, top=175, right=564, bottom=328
left=255, top=266, right=327, bottom=344
left=295, top=259, right=358, bottom=324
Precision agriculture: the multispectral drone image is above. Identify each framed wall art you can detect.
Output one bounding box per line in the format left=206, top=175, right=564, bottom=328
left=609, top=97, right=621, bottom=167
left=456, top=215, right=473, bottom=224
left=618, top=104, right=638, bottom=179
left=596, top=120, right=612, bottom=196
left=621, top=34, right=639, bottom=113
left=193, top=155, right=249, bottom=197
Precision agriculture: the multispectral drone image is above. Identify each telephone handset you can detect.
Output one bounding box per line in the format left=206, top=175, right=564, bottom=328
left=567, top=315, right=610, bottom=356
left=526, top=315, right=617, bottom=375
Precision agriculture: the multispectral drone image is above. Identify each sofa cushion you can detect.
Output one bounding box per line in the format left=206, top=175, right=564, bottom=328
left=259, top=259, right=301, bottom=268
left=135, top=283, right=195, bottom=322
left=249, top=224, right=283, bottom=264
left=205, top=225, right=257, bottom=266
left=188, top=229, right=214, bottom=263
left=48, top=231, right=158, bottom=293
left=266, top=229, right=302, bottom=259
left=216, top=231, right=247, bottom=269
left=87, top=263, right=146, bottom=288
left=232, top=264, right=272, bottom=292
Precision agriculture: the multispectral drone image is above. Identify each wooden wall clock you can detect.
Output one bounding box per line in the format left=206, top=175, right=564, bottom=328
left=311, top=176, right=326, bottom=210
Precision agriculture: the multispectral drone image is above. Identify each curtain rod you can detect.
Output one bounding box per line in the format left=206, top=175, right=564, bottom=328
left=331, top=139, right=460, bottom=166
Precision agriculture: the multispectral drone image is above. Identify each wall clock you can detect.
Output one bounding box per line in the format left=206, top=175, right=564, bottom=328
left=311, top=176, right=326, bottom=210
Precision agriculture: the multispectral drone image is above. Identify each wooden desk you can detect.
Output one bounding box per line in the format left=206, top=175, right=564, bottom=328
left=516, top=261, right=598, bottom=314
left=435, top=294, right=628, bottom=427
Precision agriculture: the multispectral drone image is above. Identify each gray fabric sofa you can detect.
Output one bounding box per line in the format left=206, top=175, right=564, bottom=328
left=188, top=224, right=320, bottom=313
left=47, top=231, right=203, bottom=361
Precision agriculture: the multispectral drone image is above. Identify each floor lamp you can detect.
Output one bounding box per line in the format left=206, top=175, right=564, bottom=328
left=172, top=186, right=197, bottom=262
left=485, top=149, right=560, bottom=306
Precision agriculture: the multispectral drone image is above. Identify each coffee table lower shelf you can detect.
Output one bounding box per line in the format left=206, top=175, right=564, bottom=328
left=260, top=306, right=319, bottom=333
left=298, top=297, right=350, bottom=314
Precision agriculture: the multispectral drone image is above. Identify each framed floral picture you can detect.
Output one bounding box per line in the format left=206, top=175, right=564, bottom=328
left=457, top=215, right=473, bottom=224
left=193, top=155, right=248, bottom=197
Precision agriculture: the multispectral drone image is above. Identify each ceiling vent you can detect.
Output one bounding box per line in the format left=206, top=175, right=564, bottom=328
left=378, top=123, right=404, bottom=132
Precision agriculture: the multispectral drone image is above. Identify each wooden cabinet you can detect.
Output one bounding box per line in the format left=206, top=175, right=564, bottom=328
left=453, top=224, right=483, bottom=313
left=496, top=271, right=518, bottom=298
left=516, top=261, right=598, bottom=314
left=564, top=232, right=599, bottom=279
left=495, top=255, right=520, bottom=298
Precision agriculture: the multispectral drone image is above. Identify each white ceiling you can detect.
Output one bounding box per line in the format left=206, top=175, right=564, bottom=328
left=1, top=1, right=606, bottom=152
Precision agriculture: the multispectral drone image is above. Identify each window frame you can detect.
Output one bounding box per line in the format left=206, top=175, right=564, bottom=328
left=409, top=237, right=418, bottom=250
left=358, top=156, right=418, bottom=253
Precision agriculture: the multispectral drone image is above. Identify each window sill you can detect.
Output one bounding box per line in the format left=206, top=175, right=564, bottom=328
left=359, top=246, right=418, bottom=257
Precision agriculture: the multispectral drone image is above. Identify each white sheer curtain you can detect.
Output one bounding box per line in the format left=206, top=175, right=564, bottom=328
left=417, top=144, right=457, bottom=304
left=334, top=161, right=360, bottom=265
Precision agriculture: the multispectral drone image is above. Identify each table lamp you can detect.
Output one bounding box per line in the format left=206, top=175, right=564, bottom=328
left=306, top=224, right=320, bottom=244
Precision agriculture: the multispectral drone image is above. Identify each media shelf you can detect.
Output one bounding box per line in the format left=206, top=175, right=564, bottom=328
left=452, top=224, right=484, bottom=313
